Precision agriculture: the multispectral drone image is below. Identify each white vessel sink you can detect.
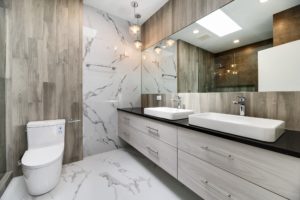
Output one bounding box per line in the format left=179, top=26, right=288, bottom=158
left=144, top=107, right=194, bottom=120
left=189, top=113, right=285, bottom=142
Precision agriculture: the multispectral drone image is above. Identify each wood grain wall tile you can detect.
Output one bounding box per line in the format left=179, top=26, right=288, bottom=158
left=142, top=92, right=300, bottom=132
left=273, top=5, right=300, bottom=46
left=0, top=7, right=5, bottom=175
left=177, top=40, right=199, bottom=93
left=172, top=0, right=207, bottom=33
left=141, top=0, right=232, bottom=49
left=0, top=7, right=7, bottom=174
left=141, top=1, right=172, bottom=49
left=43, top=82, right=56, bottom=120
left=5, top=0, right=83, bottom=176
left=277, top=92, right=300, bottom=131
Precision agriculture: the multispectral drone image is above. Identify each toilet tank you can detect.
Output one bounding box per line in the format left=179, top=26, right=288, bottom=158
left=26, top=119, right=66, bottom=149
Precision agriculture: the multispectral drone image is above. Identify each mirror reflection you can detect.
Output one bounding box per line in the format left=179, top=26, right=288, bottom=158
left=142, top=0, right=300, bottom=94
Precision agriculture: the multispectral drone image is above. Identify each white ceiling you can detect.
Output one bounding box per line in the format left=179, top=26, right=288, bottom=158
left=84, top=0, right=169, bottom=24
left=171, top=0, right=300, bottom=53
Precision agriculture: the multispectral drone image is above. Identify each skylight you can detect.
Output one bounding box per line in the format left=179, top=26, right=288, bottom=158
left=196, top=9, right=242, bottom=37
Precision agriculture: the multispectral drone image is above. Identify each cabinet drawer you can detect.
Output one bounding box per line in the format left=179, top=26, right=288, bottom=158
left=118, top=112, right=177, bottom=147
left=178, top=128, right=300, bottom=200
left=178, top=150, right=287, bottom=200
left=118, top=122, right=177, bottom=178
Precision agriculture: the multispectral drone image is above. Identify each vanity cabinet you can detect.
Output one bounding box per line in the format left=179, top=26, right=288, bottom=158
left=178, top=150, right=286, bottom=200
left=118, top=111, right=300, bottom=200
left=178, top=128, right=300, bottom=200
left=118, top=112, right=178, bottom=178
left=119, top=112, right=177, bottom=147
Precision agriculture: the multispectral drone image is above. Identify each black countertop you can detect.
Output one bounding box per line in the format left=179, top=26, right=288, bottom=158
left=117, top=107, right=300, bottom=158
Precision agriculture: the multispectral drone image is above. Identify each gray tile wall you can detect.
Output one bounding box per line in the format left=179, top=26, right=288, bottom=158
left=0, top=6, right=6, bottom=176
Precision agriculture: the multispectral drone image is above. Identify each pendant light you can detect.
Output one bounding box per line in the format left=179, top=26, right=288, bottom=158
left=129, top=1, right=141, bottom=34
left=134, top=39, right=142, bottom=49
left=129, top=1, right=143, bottom=49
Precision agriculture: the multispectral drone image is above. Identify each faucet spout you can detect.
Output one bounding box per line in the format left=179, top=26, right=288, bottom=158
left=233, top=96, right=246, bottom=116
left=173, top=95, right=182, bottom=109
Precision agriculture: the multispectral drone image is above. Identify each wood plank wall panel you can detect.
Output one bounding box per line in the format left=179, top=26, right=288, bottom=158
left=141, top=1, right=172, bottom=49
left=0, top=6, right=6, bottom=174
left=273, top=5, right=300, bottom=46
left=172, top=0, right=232, bottom=33
left=177, top=40, right=215, bottom=93
left=172, top=0, right=206, bottom=33
left=141, top=0, right=232, bottom=49
left=5, top=0, right=83, bottom=176
left=142, top=92, right=300, bottom=132
left=198, top=47, right=215, bottom=92
left=177, top=40, right=199, bottom=93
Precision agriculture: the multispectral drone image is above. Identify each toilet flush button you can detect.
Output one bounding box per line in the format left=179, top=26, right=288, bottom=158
left=57, top=126, right=63, bottom=135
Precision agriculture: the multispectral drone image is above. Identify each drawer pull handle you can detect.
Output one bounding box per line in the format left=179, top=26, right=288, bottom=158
left=201, top=179, right=233, bottom=199
left=201, top=146, right=234, bottom=160
left=146, top=126, right=160, bottom=137
left=146, top=146, right=159, bottom=157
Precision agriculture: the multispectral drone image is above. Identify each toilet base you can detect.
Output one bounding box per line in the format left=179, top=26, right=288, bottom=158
left=22, top=156, right=63, bottom=196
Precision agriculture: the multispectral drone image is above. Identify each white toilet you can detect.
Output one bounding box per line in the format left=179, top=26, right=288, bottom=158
left=21, top=119, right=66, bottom=196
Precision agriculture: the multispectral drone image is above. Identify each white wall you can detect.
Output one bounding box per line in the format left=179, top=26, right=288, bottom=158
left=258, top=40, right=300, bottom=92
left=83, top=5, right=141, bottom=157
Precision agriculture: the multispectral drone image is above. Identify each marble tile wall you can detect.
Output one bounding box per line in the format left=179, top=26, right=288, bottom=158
left=142, top=42, right=177, bottom=94
left=83, top=5, right=141, bottom=157
left=142, top=92, right=300, bottom=131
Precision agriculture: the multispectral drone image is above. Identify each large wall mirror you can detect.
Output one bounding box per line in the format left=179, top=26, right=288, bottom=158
left=142, top=0, right=300, bottom=94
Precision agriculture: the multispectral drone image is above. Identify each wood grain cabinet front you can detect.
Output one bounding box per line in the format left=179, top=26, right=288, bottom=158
left=178, top=128, right=300, bottom=200
left=178, top=150, right=287, bottom=200
left=118, top=112, right=177, bottom=147
left=118, top=111, right=300, bottom=200
left=118, top=113, right=177, bottom=178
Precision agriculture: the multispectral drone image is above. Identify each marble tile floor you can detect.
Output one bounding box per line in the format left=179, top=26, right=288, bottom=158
left=1, top=148, right=202, bottom=200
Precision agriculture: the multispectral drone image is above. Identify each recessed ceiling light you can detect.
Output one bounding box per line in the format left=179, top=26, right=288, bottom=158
left=196, top=9, right=242, bottom=37
left=162, top=45, right=167, bottom=49
left=233, top=39, right=240, bottom=44
left=260, top=0, right=268, bottom=3
left=166, top=39, right=175, bottom=47
left=193, top=29, right=200, bottom=34
left=154, top=46, right=162, bottom=54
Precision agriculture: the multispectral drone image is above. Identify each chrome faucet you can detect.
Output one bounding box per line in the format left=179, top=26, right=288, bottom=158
left=173, top=95, right=182, bottom=109
left=233, top=96, right=246, bottom=116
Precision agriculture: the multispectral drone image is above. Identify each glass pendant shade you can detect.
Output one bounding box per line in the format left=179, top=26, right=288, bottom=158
left=134, top=39, right=142, bottom=49
left=130, top=24, right=141, bottom=34
left=154, top=46, right=162, bottom=54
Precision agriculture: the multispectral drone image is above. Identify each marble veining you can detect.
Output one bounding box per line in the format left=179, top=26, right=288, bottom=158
left=142, top=43, right=177, bottom=94
left=1, top=149, right=201, bottom=200
left=83, top=5, right=141, bottom=157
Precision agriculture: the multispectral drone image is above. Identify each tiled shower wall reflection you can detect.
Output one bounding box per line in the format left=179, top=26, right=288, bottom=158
left=142, top=92, right=300, bottom=131
left=142, top=43, right=177, bottom=94
left=83, top=5, right=141, bottom=157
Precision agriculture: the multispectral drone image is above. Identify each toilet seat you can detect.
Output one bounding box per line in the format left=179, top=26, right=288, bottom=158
left=22, top=144, right=64, bottom=169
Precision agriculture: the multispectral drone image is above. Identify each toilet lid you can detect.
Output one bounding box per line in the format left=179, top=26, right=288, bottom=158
left=22, top=144, right=64, bottom=169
